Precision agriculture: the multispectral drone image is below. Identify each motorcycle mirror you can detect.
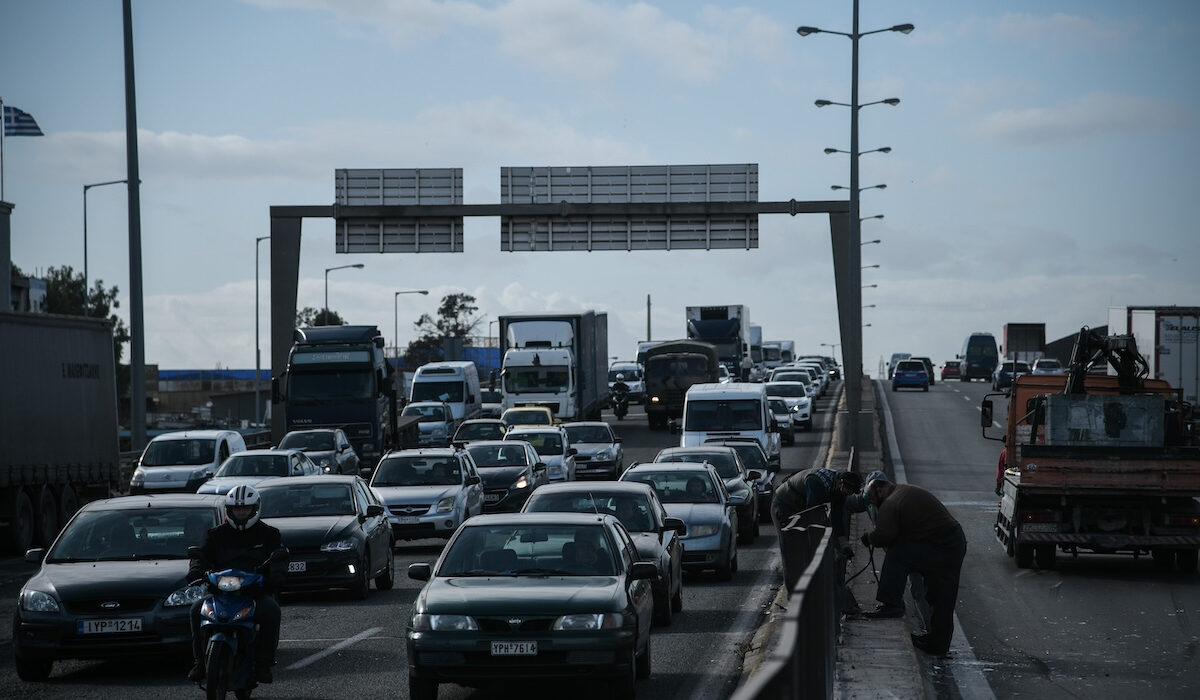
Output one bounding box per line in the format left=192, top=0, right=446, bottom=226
left=187, top=545, right=202, bottom=559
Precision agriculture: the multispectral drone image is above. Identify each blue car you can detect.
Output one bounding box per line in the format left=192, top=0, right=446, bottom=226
left=891, top=359, right=930, bottom=392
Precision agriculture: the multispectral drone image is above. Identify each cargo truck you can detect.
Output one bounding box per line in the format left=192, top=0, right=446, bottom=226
left=983, top=327, right=1200, bottom=571
left=748, top=324, right=764, bottom=379
left=686, top=305, right=751, bottom=379
left=1108, top=306, right=1199, bottom=407
left=0, top=311, right=120, bottom=552
left=499, top=312, right=609, bottom=421
left=642, top=339, right=720, bottom=430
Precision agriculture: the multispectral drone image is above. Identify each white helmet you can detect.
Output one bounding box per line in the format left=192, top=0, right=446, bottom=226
left=616, top=373, right=625, bottom=381
left=225, top=484, right=262, bottom=531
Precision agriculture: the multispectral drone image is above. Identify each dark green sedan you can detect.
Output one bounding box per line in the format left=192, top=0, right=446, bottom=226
left=406, top=512, right=657, bottom=699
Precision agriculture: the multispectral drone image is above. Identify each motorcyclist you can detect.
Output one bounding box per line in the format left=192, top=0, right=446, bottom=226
left=187, top=485, right=284, bottom=685
left=611, top=373, right=631, bottom=398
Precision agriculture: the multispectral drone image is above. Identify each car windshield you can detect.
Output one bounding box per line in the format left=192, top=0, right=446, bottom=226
left=725, top=443, right=768, bottom=472
left=467, top=444, right=530, bottom=468
left=48, top=507, right=218, bottom=562
left=608, top=369, right=641, bottom=381
left=278, top=432, right=335, bottom=451
left=214, top=454, right=289, bottom=477
left=525, top=493, right=655, bottom=533
left=140, top=439, right=215, bottom=467
left=403, top=404, right=447, bottom=422
left=1037, top=360, right=1061, bottom=369
left=411, top=380, right=465, bottom=403
left=766, top=383, right=807, bottom=397
left=768, top=399, right=789, bottom=414
left=771, top=372, right=809, bottom=383
left=565, top=425, right=612, bottom=444
left=503, top=409, right=551, bottom=426
left=455, top=422, right=505, bottom=441
left=658, top=452, right=739, bottom=479
left=438, top=524, right=616, bottom=577
left=259, top=483, right=355, bottom=517
left=624, top=470, right=718, bottom=504
left=507, top=433, right=562, bottom=456
left=897, top=362, right=925, bottom=371
left=289, top=370, right=373, bottom=401
left=504, top=367, right=570, bottom=394
left=372, top=457, right=461, bottom=486
left=684, top=399, right=762, bottom=431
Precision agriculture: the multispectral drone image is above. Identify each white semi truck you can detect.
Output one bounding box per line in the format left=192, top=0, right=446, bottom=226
left=499, top=312, right=609, bottom=421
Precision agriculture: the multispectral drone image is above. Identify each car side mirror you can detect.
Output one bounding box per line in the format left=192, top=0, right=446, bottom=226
left=365, top=504, right=385, bottom=518
left=408, top=563, right=431, bottom=581
left=465, top=475, right=481, bottom=486
left=981, top=400, right=993, bottom=428
left=628, top=561, right=658, bottom=581
left=615, top=437, right=623, bottom=443
left=746, top=469, right=764, bottom=482
left=24, top=548, right=46, bottom=564
left=568, top=448, right=578, bottom=456
left=663, top=517, right=687, bottom=536
left=533, top=462, right=547, bottom=472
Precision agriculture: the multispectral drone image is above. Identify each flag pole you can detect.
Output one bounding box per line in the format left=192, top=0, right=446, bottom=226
left=1, top=96, right=7, bottom=200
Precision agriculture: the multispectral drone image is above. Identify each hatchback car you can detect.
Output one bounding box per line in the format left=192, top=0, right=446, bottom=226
left=368, top=448, right=484, bottom=540
left=277, top=428, right=360, bottom=474
left=522, top=481, right=685, bottom=625
left=256, top=476, right=395, bottom=598
left=765, top=381, right=812, bottom=431
left=451, top=418, right=507, bottom=445
left=504, top=426, right=577, bottom=482
left=653, top=446, right=761, bottom=544
left=563, top=421, right=624, bottom=479
left=940, top=360, right=962, bottom=381
left=403, top=401, right=457, bottom=447
left=992, top=360, right=1033, bottom=391
left=1031, top=358, right=1065, bottom=375
left=620, top=462, right=739, bottom=580
left=406, top=513, right=656, bottom=699
left=13, top=494, right=226, bottom=680
left=195, top=448, right=321, bottom=495
left=464, top=440, right=548, bottom=513
left=891, top=359, right=930, bottom=392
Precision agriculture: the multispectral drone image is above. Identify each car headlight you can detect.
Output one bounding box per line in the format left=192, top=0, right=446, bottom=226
left=436, top=496, right=456, bottom=513
left=689, top=524, right=719, bottom=537
left=411, top=613, right=479, bottom=631
left=20, top=590, right=60, bottom=613
left=594, top=449, right=613, bottom=461
left=320, top=538, right=356, bottom=552
left=165, top=583, right=207, bottom=607
left=650, top=396, right=660, bottom=404
left=553, top=613, right=624, bottom=630
left=512, top=474, right=529, bottom=490
left=130, top=468, right=144, bottom=487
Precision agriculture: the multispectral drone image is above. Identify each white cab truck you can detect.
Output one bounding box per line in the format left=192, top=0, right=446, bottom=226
left=500, top=312, right=609, bottom=421
left=1107, top=306, right=1199, bottom=407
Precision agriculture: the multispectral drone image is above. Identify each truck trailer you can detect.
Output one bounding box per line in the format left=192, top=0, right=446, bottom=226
left=1108, top=306, right=1199, bottom=407
left=0, top=311, right=120, bottom=552
left=499, top=311, right=609, bottom=421
left=686, top=305, right=751, bottom=379
left=642, top=339, right=720, bottom=430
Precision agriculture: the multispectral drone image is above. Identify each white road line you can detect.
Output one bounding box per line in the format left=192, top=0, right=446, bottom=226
left=286, top=626, right=383, bottom=670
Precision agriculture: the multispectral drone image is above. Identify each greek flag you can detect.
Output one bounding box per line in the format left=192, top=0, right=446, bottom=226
left=3, top=105, right=43, bottom=136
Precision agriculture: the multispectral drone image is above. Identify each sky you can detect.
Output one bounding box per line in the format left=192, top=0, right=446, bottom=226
left=3, top=0, right=1198, bottom=374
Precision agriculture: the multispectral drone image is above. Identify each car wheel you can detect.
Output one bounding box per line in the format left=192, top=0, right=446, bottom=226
left=716, top=537, right=736, bottom=581
left=1014, top=543, right=1034, bottom=569
left=374, top=545, right=395, bottom=590
left=14, top=653, right=52, bottom=682
left=609, top=645, right=637, bottom=699
left=34, top=485, right=59, bottom=549
left=653, top=589, right=672, bottom=627
left=352, top=555, right=370, bottom=600
left=1034, top=544, right=1056, bottom=570
left=7, top=489, right=35, bottom=553
left=922, top=385, right=929, bottom=392
left=670, top=574, right=683, bottom=613
left=408, top=673, right=438, bottom=700
left=636, top=632, right=652, bottom=679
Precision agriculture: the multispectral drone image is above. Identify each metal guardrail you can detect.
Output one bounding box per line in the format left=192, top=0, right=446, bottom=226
left=731, top=504, right=838, bottom=700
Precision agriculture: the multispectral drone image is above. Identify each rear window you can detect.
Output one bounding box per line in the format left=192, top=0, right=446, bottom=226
left=896, top=360, right=926, bottom=371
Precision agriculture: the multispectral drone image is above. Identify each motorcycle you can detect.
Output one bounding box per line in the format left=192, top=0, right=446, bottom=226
left=191, top=547, right=286, bottom=700
left=611, top=385, right=630, bottom=420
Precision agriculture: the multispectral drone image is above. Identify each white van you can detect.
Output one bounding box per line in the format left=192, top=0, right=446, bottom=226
left=130, top=429, right=248, bottom=494
left=410, top=361, right=482, bottom=427
left=680, top=383, right=781, bottom=467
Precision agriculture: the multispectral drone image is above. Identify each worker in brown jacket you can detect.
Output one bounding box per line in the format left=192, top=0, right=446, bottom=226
left=859, top=478, right=966, bottom=658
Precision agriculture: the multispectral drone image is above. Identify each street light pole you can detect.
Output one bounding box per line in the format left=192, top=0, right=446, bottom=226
left=323, top=263, right=364, bottom=324
left=394, top=289, right=430, bottom=366
left=82, top=179, right=127, bottom=315
left=255, top=235, right=269, bottom=425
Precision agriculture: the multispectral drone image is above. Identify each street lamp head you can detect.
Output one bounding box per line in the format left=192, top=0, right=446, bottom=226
left=831, top=185, right=847, bottom=191
left=882, top=98, right=901, bottom=106
left=823, top=147, right=841, bottom=155
left=862, top=239, right=882, bottom=245
left=862, top=264, right=880, bottom=269
left=814, top=99, right=833, bottom=108
left=892, top=23, right=915, bottom=34
left=877, top=147, right=892, bottom=153
left=351, top=263, right=364, bottom=269
left=863, top=284, right=878, bottom=289
left=861, top=215, right=884, bottom=222
left=796, top=26, right=820, bottom=36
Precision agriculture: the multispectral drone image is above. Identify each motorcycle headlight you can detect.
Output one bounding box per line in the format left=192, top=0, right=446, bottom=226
left=411, top=613, right=479, bottom=631
left=436, top=496, right=456, bottom=513
left=216, top=575, right=243, bottom=592
left=130, top=468, right=144, bottom=487
left=165, top=583, right=206, bottom=607
left=689, top=524, right=719, bottom=537
left=320, top=538, right=356, bottom=552
left=21, top=590, right=60, bottom=613
left=553, top=613, right=623, bottom=630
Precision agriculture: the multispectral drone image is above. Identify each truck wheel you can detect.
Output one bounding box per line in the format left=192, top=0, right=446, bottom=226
left=1152, top=548, right=1175, bottom=572
left=58, top=485, right=80, bottom=524
left=1014, top=543, right=1034, bottom=569
left=34, top=486, right=59, bottom=549
left=1034, top=544, right=1056, bottom=569
left=6, top=489, right=35, bottom=554
left=1178, top=549, right=1199, bottom=574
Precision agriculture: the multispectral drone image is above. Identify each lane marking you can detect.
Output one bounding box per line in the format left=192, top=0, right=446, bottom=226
left=286, top=626, right=383, bottom=670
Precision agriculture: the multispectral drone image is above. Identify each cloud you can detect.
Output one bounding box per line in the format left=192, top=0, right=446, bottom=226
left=972, top=93, right=1195, bottom=144
left=988, top=12, right=1123, bottom=45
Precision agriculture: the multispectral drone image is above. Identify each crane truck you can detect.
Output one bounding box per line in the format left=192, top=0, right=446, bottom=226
left=983, top=327, right=1200, bottom=571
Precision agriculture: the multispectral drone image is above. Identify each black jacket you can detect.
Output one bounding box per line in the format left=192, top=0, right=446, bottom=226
left=188, top=520, right=286, bottom=592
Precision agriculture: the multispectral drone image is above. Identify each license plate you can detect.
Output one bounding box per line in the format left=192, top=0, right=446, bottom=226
left=288, top=560, right=307, bottom=573
left=397, top=516, right=420, bottom=525
left=491, top=641, right=537, bottom=656
left=78, top=618, right=142, bottom=634
left=484, top=493, right=502, bottom=503
left=1022, top=524, right=1059, bottom=533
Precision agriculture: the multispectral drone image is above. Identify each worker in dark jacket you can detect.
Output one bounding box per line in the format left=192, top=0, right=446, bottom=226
left=187, top=485, right=285, bottom=684
left=859, top=478, right=966, bottom=657
left=772, top=468, right=863, bottom=588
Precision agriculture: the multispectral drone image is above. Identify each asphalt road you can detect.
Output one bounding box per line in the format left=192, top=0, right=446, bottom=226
left=885, top=378, right=1200, bottom=700
left=0, top=387, right=840, bottom=699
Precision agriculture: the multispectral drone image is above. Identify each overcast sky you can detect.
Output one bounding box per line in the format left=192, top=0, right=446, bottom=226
left=3, top=0, right=1197, bottom=373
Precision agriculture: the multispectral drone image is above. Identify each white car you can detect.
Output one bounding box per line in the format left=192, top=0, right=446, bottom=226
left=765, top=381, right=812, bottom=431
left=367, top=447, right=484, bottom=540
left=504, top=425, right=577, bottom=481
left=768, top=398, right=797, bottom=446
left=196, top=449, right=322, bottom=495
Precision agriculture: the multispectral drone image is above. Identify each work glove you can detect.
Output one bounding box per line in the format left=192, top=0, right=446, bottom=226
left=860, top=532, right=872, bottom=548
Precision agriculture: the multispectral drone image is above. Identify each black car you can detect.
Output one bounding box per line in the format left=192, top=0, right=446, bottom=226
left=522, top=481, right=686, bottom=626
left=653, top=445, right=762, bottom=544
left=708, top=437, right=776, bottom=521
left=13, top=494, right=226, bottom=681
left=992, top=360, right=1032, bottom=392
left=464, top=439, right=548, bottom=513
left=278, top=428, right=361, bottom=475
left=256, top=475, right=394, bottom=598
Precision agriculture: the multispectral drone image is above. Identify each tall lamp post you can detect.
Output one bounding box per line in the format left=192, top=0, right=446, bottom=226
left=323, top=263, right=364, bottom=323
left=798, top=7, right=912, bottom=450
left=82, top=179, right=127, bottom=315
left=255, top=235, right=269, bottom=425
left=394, top=289, right=430, bottom=365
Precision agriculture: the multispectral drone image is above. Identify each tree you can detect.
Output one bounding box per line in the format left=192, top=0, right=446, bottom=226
left=404, top=293, right=481, bottom=366
left=20, top=264, right=132, bottom=363
left=296, top=307, right=346, bottom=327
